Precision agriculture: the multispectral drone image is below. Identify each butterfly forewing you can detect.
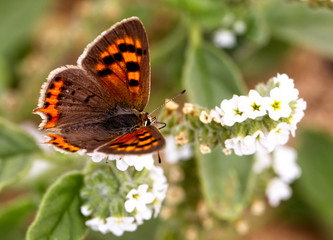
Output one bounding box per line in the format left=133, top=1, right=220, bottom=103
left=79, top=17, right=150, bottom=111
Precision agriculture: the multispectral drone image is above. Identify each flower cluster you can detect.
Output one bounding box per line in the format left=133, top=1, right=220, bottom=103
left=201, top=73, right=306, bottom=156
left=88, top=152, right=155, bottom=171
left=254, top=145, right=301, bottom=207
left=80, top=163, right=168, bottom=236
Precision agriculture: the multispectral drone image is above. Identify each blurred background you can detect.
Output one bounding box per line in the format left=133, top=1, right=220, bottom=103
left=0, top=0, right=333, bottom=239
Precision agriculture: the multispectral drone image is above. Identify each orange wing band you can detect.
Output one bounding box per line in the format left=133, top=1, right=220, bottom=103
left=47, top=134, right=80, bottom=152
left=34, top=78, right=64, bottom=129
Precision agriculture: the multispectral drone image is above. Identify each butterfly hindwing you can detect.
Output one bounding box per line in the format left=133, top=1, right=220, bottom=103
left=34, top=66, right=115, bottom=130
left=97, top=126, right=165, bottom=155
left=78, top=17, right=150, bottom=111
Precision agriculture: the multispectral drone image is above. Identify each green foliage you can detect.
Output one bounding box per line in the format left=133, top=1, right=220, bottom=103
left=183, top=23, right=246, bottom=109
left=197, top=147, right=254, bottom=220
left=260, top=0, right=333, bottom=59
left=0, top=0, right=51, bottom=58
left=27, top=172, right=87, bottom=240
left=0, top=197, right=36, bottom=240
left=0, top=118, right=40, bottom=190
left=297, top=131, right=333, bottom=230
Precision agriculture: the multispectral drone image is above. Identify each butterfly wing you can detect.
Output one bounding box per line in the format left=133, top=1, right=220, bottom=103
left=34, top=67, right=120, bottom=152
left=78, top=17, right=150, bottom=111
left=97, top=125, right=165, bottom=155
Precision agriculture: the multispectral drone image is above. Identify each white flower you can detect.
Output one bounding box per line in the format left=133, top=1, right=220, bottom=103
left=149, top=166, right=168, bottom=217
left=164, top=135, right=193, bottom=164
left=264, top=88, right=292, bottom=121
left=225, top=137, right=243, bottom=155
left=240, top=135, right=257, bottom=155
left=252, top=130, right=270, bottom=153
left=199, top=110, right=212, bottom=124
left=273, top=73, right=299, bottom=102
left=112, top=154, right=154, bottom=171
left=200, top=144, right=211, bottom=154
left=85, top=217, right=109, bottom=234
left=273, top=146, right=301, bottom=183
left=253, top=150, right=271, bottom=174
left=266, top=177, right=292, bottom=207
left=80, top=205, right=92, bottom=217
left=267, top=122, right=291, bottom=147
left=246, top=90, right=267, bottom=119
left=105, top=216, right=137, bottom=236
left=88, top=152, right=107, bottom=163
left=221, top=95, right=248, bottom=126
left=289, top=98, right=306, bottom=137
left=134, top=208, right=153, bottom=225
left=225, top=135, right=257, bottom=156
left=213, top=29, right=236, bottom=49
left=124, top=184, right=155, bottom=213
left=210, top=106, right=224, bottom=124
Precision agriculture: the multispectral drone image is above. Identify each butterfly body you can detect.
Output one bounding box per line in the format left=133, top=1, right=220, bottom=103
left=34, top=17, right=165, bottom=155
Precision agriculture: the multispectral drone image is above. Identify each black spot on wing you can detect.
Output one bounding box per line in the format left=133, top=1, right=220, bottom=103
left=98, top=68, right=112, bottom=77
left=126, top=62, right=140, bottom=72
left=129, top=79, right=139, bottom=87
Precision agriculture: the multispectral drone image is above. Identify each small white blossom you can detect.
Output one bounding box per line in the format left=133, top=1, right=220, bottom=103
left=199, top=110, right=212, bottom=124
left=105, top=216, right=137, bottom=236
left=210, top=106, right=224, bottom=124
left=273, top=146, right=301, bottom=183
left=289, top=98, right=306, bottom=137
left=221, top=95, right=248, bottom=126
left=246, top=90, right=267, bottom=119
left=85, top=217, right=109, bottom=234
left=164, top=135, right=193, bottom=164
left=213, top=29, right=236, bottom=49
left=88, top=152, right=107, bottom=163
left=253, top=151, right=271, bottom=173
left=267, top=122, right=291, bottom=147
left=149, top=166, right=168, bottom=217
left=124, top=184, right=155, bottom=213
left=266, top=177, right=292, bottom=207
left=80, top=205, right=92, bottom=217
left=252, top=130, right=270, bottom=153
left=265, top=88, right=292, bottom=121
left=134, top=208, right=153, bottom=225
left=273, top=73, right=299, bottom=101
left=200, top=144, right=211, bottom=154
left=112, top=154, right=154, bottom=171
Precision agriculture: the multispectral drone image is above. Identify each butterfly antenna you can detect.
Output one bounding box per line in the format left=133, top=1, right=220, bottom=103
left=149, top=89, right=186, bottom=116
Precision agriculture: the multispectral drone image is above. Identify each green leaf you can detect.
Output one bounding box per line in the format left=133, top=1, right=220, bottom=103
left=0, top=197, right=36, bottom=240
left=297, top=130, right=333, bottom=228
left=196, top=146, right=254, bottom=220
left=183, top=23, right=246, bottom=108
left=27, top=172, right=87, bottom=240
left=0, top=0, right=51, bottom=58
left=0, top=118, right=40, bottom=190
left=182, top=23, right=252, bottom=220
left=261, top=0, right=333, bottom=59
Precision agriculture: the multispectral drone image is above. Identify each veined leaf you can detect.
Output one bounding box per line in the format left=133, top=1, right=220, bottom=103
left=26, top=172, right=87, bottom=240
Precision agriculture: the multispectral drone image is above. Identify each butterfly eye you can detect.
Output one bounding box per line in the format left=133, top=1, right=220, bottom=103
left=145, top=118, right=151, bottom=126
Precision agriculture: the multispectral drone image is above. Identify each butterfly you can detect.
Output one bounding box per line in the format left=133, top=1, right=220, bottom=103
left=34, top=17, right=165, bottom=156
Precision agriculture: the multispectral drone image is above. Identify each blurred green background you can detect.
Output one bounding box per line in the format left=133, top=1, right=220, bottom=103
left=0, top=0, right=333, bottom=239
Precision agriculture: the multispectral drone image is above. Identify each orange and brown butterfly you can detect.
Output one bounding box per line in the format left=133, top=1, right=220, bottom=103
left=33, top=17, right=165, bottom=155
